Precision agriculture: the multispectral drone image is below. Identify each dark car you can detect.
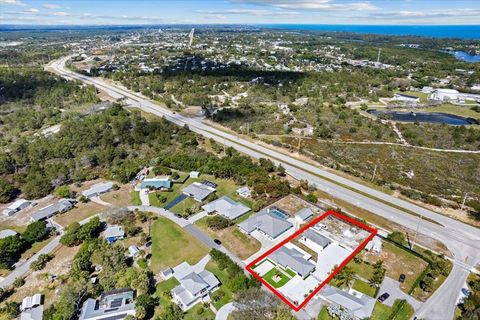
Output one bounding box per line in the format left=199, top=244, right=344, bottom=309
left=377, top=293, right=390, bottom=303
left=213, top=239, right=222, bottom=245
left=399, top=274, right=406, bottom=283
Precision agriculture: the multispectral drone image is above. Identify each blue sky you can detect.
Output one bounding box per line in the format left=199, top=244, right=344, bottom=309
left=1, top=0, right=480, bottom=25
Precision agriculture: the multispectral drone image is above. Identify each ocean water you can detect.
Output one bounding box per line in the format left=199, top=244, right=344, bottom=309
left=261, top=24, right=480, bottom=39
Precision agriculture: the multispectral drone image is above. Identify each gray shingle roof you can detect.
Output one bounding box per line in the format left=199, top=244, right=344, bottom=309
left=202, top=196, right=250, bottom=220
left=320, top=285, right=376, bottom=319
left=295, top=208, right=314, bottom=221
left=302, top=230, right=332, bottom=248
left=238, top=208, right=293, bottom=239
left=31, top=199, right=73, bottom=221
left=269, top=246, right=315, bottom=277
left=82, top=182, right=114, bottom=198
left=179, top=272, right=209, bottom=296
left=182, top=182, right=215, bottom=201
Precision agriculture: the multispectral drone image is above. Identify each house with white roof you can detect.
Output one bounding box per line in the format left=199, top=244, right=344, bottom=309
left=79, top=289, right=135, bottom=320
left=82, top=182, right=114, bottom=198
left=104, top=225, right=125, bottom=244
left=236, top=186, right=252, bottom=198
left=182, top=182, right=216, bottom=202
left=320, top=285, right=376, bottom=319
left=365, top=236, right=382, bottom=253
left=238, top=207, right=293, bottom=240
left=393, top=93, right=420, bottom=104
left=295, top=208, right=314, bottom=223
left=30, top=199, right=73, bottom=222
left=3, top=199, right=31, bottom=216
left=202, top=196, right=250, bottom=220
left=128, top=245, right=140, bottom=258
left=300, top=229, right=332, bottom=253
left=171, top=270, right=220, bottom=310
left=0, top=229, right=18, bottom=239
left=20, top=294, right=43, bottom=320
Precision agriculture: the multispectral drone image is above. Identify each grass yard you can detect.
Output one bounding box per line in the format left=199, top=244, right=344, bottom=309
left=149, top=182, right=185, bottom=208
left=195, top=217, right=260, bottom=260
left=205, top=260, right=233, bottom=310
left=318, top=306, right=336, bottom=320
left=371, top=301, right=392, bottom=320
left=184, top=304, right=216, bottom=320
left=54, top=201, right=105, bottom=227
left=371, top=299, right=414, bottom=320
left=263, top=267, right=292, bottom=288
left=392, top=300, right=415, bottom=320
left=347, top=257, right=376, bottom=280
left=395, top=90, right=429, bottom=103
left=130, top=190, right=141, bottom=205
left=417, top=103, right=480, bottom=120
left=100, top=184, right=133, bottom=207
left=155, top=277, right=180, bottom=301
left=352, top=279, right=376, bottom=297
left=150, top=217, right=209, bottom=273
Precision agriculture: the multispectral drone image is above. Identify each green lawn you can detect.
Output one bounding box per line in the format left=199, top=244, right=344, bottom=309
left=371, top=299, right=414, bottom=320
left=284, top=267, right=297, bottom=278
left=205, top=260, right=233, bottom=310
left=371, top=302, right=392, bottom=320
left=130, top=190, right=141, bottom=205
left=263, top=267, right=292, bottom=288
left=392, top=300, right=415, bottom=320
left=318, top=306, right=336, bottom=320
left=150, top=217, right=209, bottom=273
left=395, top=90, right=429, bottom=103
left=352, top=279, right=376, bottom=297
left=184, top=304, right=215, bottom=320
left=347, top=258, right=376, bottom=280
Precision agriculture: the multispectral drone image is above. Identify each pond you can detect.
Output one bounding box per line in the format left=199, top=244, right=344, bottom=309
left=367, top=110, right=478, bottom=125
left=444, top=50, right=480, bottom=63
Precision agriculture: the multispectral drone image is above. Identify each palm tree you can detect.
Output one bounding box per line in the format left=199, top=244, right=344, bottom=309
left=335, top=266, right=355, bottom=288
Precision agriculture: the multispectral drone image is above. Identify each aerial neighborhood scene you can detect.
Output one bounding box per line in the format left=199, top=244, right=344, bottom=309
left=1, top=1, right=480, bottom=320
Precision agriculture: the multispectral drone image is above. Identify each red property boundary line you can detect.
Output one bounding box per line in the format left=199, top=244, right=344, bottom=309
left=245, top=210, right=377, bottom=312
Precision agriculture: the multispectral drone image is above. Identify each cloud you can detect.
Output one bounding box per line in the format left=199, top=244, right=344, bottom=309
left=197, top=9, right=299, bottom=17
left=42, top=4, right=61, bottom=9
left=20, top=8, right=39, bottom=14
left=232, top=0, right=377, bottom=11
left=0, top=0, right=26, bottom=6
left=366, top=8, right=480, bottom=20
left=52, top=11, right=70, bottom=16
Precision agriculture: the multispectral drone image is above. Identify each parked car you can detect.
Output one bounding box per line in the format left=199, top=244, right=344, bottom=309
left=378, top=293, right=390, bottom=303
left=213, top=239, right=222, bottom=245
left=399, top=274, right=406, bottom=283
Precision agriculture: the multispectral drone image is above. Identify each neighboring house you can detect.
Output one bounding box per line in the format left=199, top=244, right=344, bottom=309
left=295, top=208, right=314, bottom=223
left=3, top=199, right=31, bottom=216
left=393, top=93, right=420, bottom=103
left=190, top=171, right=200, bottom=179
left=201, top=196, right=250, bottom=220
left=104, top=225, right=125, bottom=244
left=171, top=270, right=220, bottom=311
left=0, top=229, right=18, bottom=239
left=300, top=230, right=332, bottom=253
left=365, top=236, right=382, bottom=253
left=236, top=186, right=252, bottom=198
left=182, top=182, right=216, bottom=202
left=20, top=294, right=43, bottom=320
left=128, top=245, right=140, bottom=258
left=238, top=207, right=293, bottom=240
left=82, top=182, right=114, bottom=198
left=269, top=246, right=315, bottom=279
left=140, top=178, right=172, bottom=190
left=320, top=285, right=376, bottom=319
left=30, top=199, right=73, bottom=222
left=79, top=289, right=135, bottom=320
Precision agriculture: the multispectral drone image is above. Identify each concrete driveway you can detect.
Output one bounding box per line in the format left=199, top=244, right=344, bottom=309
left=378, top=276, right=423, bottom=310
left=215, top=302, right=235, bottom=320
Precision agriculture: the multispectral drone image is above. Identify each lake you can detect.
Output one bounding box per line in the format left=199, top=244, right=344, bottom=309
left=367, top=110, right=477, bottom=125
left=448, top=51, right=480, bottom=63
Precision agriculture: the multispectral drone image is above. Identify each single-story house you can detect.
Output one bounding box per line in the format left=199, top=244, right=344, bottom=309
left=79, top=289, right=135, bottom=320
left=238, top=207, right=293, bottom=240
left=3, top=199, right=31, bottom=216
left=161, top=268, right=174, bottom=280
left=104, top=225, right=125, bottom=244
left=0, top=229, right=18, bottom=239
left=269, top=246, right=315, bottom=278
left=128, top=245, right=140, bottom=258
left=172, top=270, right=220, bottom=311
left=82, top=182, right=114, bottom=198
left=393, top=93, right=420, bottom=103
left=20, top=294, right=43, bottom=320
left=365, top=236, right=382, bottom=253
left=182, top=182, right=216, bottom=202
left=140, top=178, right=172, bottom=190
left=300, top=229, right=332, bottom=253
left=295, top=208, right=314, bottom=223
left=190, top=171, right=200, bottom=179
left=320, top=285, right=376, bottom=319
left=30, top=199, right=73, bottom=222
left=201, top=196, right=250, bottom=220
left=236, top=186, right=252, bottom=198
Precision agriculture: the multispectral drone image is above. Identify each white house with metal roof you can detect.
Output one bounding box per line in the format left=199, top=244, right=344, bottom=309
left=20, top=294, right=43, bottom=320
left=238, top=207, right=293, bottom=240
left=82, top=182, right=114, bottom=198
left=295, top=207, right=314, bottom=223
left=171, top=270, right=220, bottom=311
left=30, top=199, right=73, bottom=222
left=3, top=199, right=32, bottom=216
left=104, top=225, right=125, bottom=244
left=201, top=196, right=250, bottom=220
left=320, top=285, right=376, bottom=319
left=182, top=182, right=216, bottom=202
left=300, top=229, right=332, bottom=253
left=79, top=289, right=135, bottom=320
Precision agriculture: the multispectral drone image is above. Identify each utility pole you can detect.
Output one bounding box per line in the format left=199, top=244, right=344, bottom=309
left=411, top=215, right=422, bottom=250
left=223, top=139, right=226, bottom=156
left=371, top=163, right=378, bottom=181
left=461, top=192, right=469, bottom=211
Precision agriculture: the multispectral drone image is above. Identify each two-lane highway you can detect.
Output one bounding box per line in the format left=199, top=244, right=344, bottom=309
left=49, top=56, right=480, bottom=319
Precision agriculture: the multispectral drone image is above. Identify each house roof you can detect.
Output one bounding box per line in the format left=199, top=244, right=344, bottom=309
left=295, top=208, right=314, bottom=220
left=394, top=93, right=420, bottom=100
left=238, top=208, right=293, bottom=239
left=31, top=199, right=73, bottom=221
left=202, top=196, right=250, bottom=220
left=302, top=230, right=332, bottom=248
left=6, top=199, right=30, bottom=211
left=179, top=272, right=209, bottom=296
left=20, top=305, right=43, bottom=320
left=269, top=246, right=315, bottom=277
left=0, top=229, right=18, bottom=239
left=182, top=182, right=215, bottom=201
left=320, top=285, right=376, bottom=319
left=79, top=290, right=135, bottom=320
left=82, top=182, right=113, bottom=197
left=104, top=225, right=125, bottom=239
left=172, top=270, right=220, bottom=307
left=140, top=178, right=172, bottom=189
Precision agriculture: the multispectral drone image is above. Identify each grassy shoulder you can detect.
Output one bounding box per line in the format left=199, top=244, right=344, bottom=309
left=150, top=217, right=209, bottom=273
left=205, top=259, right=233, bottom=310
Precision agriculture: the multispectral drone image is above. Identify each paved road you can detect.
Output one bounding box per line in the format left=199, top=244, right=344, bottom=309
left=378, top=277, right=423, bottom=311
left=49, top=57, right=480, bottom=319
